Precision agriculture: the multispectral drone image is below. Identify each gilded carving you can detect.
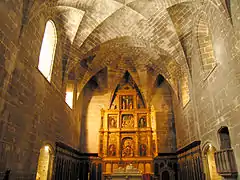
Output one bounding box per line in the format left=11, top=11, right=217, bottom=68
left=99, top=133, right=104, bottom=154
left=122, top=138, right=134, bottom=157
left=108, top=144, right=116, bottom=156
left=99, top=79, right=155, bottom=175
left=121, top=95, right=133, bottom=109
left=152, top=140, right=156, bottom=154
left=140, top=134, right=148, bottom=143
left=121, top=114, right=134, bottom=128
left=139, top=144, right=147, bottom=156
left=109, top=133, right=117, bottom=143
left=138, top=115, right=147, bottom=128
left=108, top=115, right=117, bottom=128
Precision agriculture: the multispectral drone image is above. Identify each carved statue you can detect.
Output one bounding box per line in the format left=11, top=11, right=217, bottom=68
left=122, top=138, right=134, bottom=157
left=109, top=116, right=117, bottom=128
left=121, top=96, right=133, bottom=109
left=139, top=144, right=147, bottom=156
left=108, top=144, right=116, bottom=156
left=128, top=98, right=133, bottom=109
left=138, top=116, right=146, bottom=128
left=122, top=96, right=126, bottom=109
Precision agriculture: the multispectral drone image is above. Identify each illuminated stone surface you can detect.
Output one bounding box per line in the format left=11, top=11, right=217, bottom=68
left=0, top=0, right=239, bottom=179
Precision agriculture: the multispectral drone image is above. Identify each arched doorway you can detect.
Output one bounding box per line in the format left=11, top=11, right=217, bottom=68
left=203, top=144, right=221, bottom=180
left=162, top=171, right=170, bottom=180
left=218, top=126, right=231, bottom=150
left=36, top=145, right=54, bottom=180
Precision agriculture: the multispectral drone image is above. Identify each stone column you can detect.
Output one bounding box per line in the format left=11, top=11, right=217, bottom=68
left=103, top=132, right=108, bottom=157
left=135, top=113, right=138, bottom=128
left=147, top=109, right=151, bottom=128
left=116, top=133, right=121, bottom=157
left=135, top=133, right=139, bottom=157
left=72, top=80, right=78, bottom=109
left=147, top=132, right=152, bottom=156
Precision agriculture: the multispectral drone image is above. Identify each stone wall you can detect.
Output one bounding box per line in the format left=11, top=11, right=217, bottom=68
left=1, top=0, right=240, bottom=178
left=0, top=0, right=80, bottom=177
left=190, top=0, right=240, bottom=176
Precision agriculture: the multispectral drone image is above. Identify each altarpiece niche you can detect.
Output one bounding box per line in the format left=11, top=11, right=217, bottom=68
left=98, top=72, right=158, bottom=178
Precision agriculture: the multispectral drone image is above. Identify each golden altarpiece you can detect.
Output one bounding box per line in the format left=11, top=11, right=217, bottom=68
left=98, top=75, right=158, bottom=178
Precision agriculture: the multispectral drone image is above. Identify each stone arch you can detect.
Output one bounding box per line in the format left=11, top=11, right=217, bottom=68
left=109, top=70, right=146, bottom=110
left=151, top=74, right=176, bottom=105
left=68, top=36, right=170, bottom=72
left=38, top=20, right=57, bottom=82
left=71, top=36, right=182, bottom=97
left=78, top=66, right=148, bottom=104
left=197, top=15, right=216, bottom=73
left=36, top=143, right=55, bottom=180
left=159, top=167, right=175, bottom=180
left=202, top=143, right=221, bottom=180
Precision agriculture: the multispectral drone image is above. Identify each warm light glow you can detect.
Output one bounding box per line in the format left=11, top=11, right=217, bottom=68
left=206, top=145, right=221, bottom=180
left=44, top=145, right=49, bottom=152
left=65, top=83, right=74, bottom=109
left=209, top=144, right=212, bottom=148
left=36, top=146, right=51, bottom=180
left=66, top=91, right=73, bottom=108
left=38, top=20, right=57, bottom=82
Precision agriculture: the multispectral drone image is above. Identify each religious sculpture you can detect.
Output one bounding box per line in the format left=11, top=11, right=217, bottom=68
left=109, top=115, right=117, bottom=128
left=122, top=114, right=134, bottom=128
left=99, top=76, right=155, bottom=177
left=139, top=144, right=147, bottom=156
left=122, top=138, right=134, bottom=157
left=121, top=96, right=133, bottom=109
left=108, top=144, right=116, bottom=156
left=138, top=116, right=147, bottom=128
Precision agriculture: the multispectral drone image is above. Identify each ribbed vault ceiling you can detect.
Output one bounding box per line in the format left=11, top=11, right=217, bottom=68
left=25, top=0, right=203, bottom=92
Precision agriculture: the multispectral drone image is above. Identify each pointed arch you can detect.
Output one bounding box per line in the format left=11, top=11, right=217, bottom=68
left=36, top=144, right=54, bottom=180
left=202, top=143, right=221, bottom=180
left=109, top=71, right=146, bottom=109
left=38, top=20, right=57, bottom=82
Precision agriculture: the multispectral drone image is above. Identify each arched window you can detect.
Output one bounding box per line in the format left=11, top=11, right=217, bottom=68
left=218, top=126, right=231, bottom=149
left=162, top=171, right=170, bottom=180
left=65, top=82, right=74, bottom=109
left=38, top=20, right=57, bottom=82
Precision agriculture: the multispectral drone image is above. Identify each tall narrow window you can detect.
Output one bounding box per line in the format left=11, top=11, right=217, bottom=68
left=65, top=83, right=74, bottom=109
left=38, top=20, right=57, bottom=82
